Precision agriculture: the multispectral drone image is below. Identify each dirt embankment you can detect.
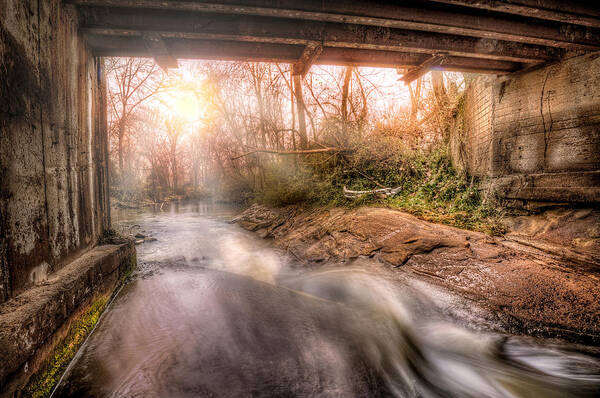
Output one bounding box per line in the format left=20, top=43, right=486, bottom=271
left=233, top=204, right=600, bottom=344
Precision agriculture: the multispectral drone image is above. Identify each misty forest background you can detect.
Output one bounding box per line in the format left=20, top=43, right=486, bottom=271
left=107, top=58, right=504, bottom=234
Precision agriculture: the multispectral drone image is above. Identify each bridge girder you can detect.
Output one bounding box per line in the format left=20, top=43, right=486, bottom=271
left=67, top=0, right=600, bottom=74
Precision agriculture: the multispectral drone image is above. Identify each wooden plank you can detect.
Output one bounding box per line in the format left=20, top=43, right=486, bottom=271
left=428, top=0, right=600, bottom=28
left=68, top=0, right=600, bottom=49
left=85, top=35, right=521, bottom=73
left=89, top=36, right=305, bottom=62
left=77, top=6, right=562, bottom=63
left=319, top=47, right=519, bottom=72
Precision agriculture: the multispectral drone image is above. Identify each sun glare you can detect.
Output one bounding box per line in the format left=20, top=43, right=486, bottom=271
left=157, top=67, right=205, bottom=123
left=173, top=91, right=201, bottom=122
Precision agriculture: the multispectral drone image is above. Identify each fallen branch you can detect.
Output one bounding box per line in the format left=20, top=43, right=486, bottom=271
left=350, top=167, right=388, bottom=189
left=231, top=147, right=350, bottom=160
left=343, top=185, right=402, bottom=198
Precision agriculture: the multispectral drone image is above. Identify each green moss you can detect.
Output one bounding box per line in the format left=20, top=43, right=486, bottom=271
left=121, top=251, right=137, bottom=283
left=23, top=248, right=137, bottom=397
left=23, top=296, right=109, bottom=398
left=379, top=146, right=507, bottom=235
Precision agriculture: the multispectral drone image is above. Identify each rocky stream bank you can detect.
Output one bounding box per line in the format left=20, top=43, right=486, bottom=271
left=233, top=204, right=600, bottom=345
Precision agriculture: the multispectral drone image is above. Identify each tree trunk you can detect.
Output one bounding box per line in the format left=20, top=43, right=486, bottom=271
left=431, top=71, right=447, bottom=108
left=171, top=140, right=178, bottom=192
left=293, top=74, right=308, bottom=149
left=409, top=77, right=422, bottom=124
left=253, top=74, right=268, bottom=149
left=289, top=71, right=297, bottom=151
left=118, top=119, right=125, bottom=178
left=341, top=66, right=352, bottom=126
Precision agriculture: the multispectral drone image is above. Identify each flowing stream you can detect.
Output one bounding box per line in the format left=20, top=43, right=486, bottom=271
left=53, top=201, right=600, bottom=397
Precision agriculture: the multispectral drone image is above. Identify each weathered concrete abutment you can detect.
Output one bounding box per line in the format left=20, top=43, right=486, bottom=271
left=0, top=243, right=135, bottom=396
left=1, top=0, right=135, bottom=394
left=455, top=52, right=600, bottom=206
left=1, top=0, right=112, bottom=302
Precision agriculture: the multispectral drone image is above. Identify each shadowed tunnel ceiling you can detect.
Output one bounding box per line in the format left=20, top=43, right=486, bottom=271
left=68, top=0, right=600, bottom=74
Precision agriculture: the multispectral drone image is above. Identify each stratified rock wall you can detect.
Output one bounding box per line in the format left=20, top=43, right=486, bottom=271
left=234, top=204, right=468, bottom=266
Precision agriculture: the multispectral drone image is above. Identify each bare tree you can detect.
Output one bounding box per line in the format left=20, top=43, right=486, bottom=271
left=408, top=77, right=423, bottom=124
left=106, top=57, right=163, bottom=182
left=104, top=57, right=465, bottom=202
left=165, top=117, right=184, bottom=192
left=341, top=66, right=353, bottom=129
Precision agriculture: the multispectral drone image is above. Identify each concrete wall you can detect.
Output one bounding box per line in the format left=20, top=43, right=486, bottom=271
left=0, top=0, right=110, bottom=303
left=459, top=52, right=600, bottom=204
left=0, top=243, right=135, bottom=395
left=461, top=75, right=494, bottom=177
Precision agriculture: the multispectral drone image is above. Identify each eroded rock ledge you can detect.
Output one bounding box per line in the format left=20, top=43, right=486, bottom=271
left=233, top=204, right=600, bottom=344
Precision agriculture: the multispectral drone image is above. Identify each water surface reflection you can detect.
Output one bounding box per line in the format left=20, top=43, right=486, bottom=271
left=54, top=201, right=600, bottom=397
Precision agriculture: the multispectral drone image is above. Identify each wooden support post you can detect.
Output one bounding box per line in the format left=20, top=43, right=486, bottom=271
left=293, top=74, right=308, bottom=149
left=291, top=42, right=323, bottom=77
left=290, top=43, right=321, bottom=148
left=142, top=33, right=178, bottom=71
left=400, top=54, right=447, bottom=84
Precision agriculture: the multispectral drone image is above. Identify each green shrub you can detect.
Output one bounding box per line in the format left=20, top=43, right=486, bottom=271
left=252, top=138, right=506, bottom=235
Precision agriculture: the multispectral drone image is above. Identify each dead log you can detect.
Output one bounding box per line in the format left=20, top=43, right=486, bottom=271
left=343, top=186, right=402, bottom=198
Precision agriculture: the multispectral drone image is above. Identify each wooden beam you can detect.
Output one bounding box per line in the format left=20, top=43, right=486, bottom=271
left=85, top=36, right=522, bottom=73
left=68, top=0, right=600, bottom=50
left=142, top=32, right=178, bottom=70
left=87, top=36, right=305, bottom=61
left=427, top=0, right=600, bottom=28
left=77, top=7, right=562, bottom=63
left=319, top=47, right=519, bottom=73
left=400, top=55, right=447, bottom=84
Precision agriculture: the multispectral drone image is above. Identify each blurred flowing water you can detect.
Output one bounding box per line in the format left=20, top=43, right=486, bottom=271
left=53, top=201, right=600, bottom=397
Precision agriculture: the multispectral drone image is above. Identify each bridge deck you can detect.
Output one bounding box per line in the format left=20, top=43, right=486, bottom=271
left=68, top=0, right=600, bottom=74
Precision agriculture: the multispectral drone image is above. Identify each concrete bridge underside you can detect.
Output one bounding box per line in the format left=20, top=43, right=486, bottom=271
left=0, top=0, right=599, bottom=394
